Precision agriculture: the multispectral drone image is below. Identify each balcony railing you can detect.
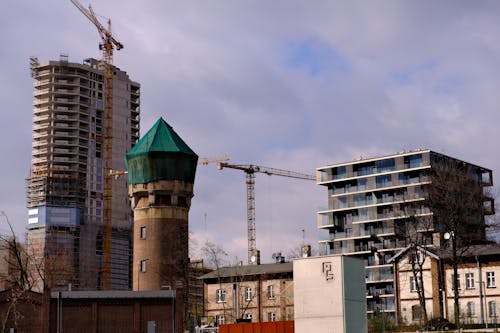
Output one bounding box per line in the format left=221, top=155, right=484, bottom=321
left=366, top=267, right=393, bottom=282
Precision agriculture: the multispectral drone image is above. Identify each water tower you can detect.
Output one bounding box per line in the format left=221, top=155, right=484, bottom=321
left=126, top=117, right=197, bottom=291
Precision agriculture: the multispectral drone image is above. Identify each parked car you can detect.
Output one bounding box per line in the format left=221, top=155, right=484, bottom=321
left=425, top=317, right=456, bottom=331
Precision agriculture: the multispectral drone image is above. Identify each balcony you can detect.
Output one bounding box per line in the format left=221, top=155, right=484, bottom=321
left=32, top=140, right=48, bottom=148
left=33, top=98, right=50, bottom=106
left=367, top=286, right=394, bottom=297
left=33, top=88, right=50, bottom=96
left=366, top=267, right=393, bottom=283
left=33, top=114, right=50, bottom=122
left=54, top=97, right=77, bottom=104
left=32, top=148, right=48, bottom=156
left=32, top=132, right=49, bottom=139
left=33, top=124, right=49, bottom=131
left=31, top=157, right=47, bottom=164
left=54, top=88, right=77, bottom=94
left=34, top=79, right=51, bottom=87
left=367, top=298, right=396, bottom=312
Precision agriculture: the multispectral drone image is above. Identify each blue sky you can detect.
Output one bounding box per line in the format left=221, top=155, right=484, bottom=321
left=1, top=0, right=500, bottom=262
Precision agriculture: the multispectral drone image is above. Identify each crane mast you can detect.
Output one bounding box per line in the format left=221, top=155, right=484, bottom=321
left=70, top=0, right=123, bottom=289
left=217, top=163, right=316, bottom=264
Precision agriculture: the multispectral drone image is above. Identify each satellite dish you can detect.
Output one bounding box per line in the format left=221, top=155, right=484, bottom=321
left=444, top=232, right=451, bottom=240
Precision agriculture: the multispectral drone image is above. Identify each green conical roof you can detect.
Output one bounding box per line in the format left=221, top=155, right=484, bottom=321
left=127, top=118, right=197, bottom=158
left=126, top=118, right=198, bottom=184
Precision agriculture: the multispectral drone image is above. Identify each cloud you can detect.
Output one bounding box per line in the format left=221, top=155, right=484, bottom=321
left=2, top=0, right=500, bottom=262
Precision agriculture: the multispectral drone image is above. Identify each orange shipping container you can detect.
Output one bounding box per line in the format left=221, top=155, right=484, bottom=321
left=219, top=321, right=294, bottom=333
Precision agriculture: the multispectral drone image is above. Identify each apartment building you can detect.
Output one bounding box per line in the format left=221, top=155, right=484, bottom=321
left=26, top=55, right=140, bottom=290
left=316, top=149, right=494, bottom=320
left=200, top=262, right=294, bottom=326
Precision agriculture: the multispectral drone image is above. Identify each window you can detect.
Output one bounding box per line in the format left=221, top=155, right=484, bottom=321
left=375, top=174, right=392, bottom=188
left=139, top=259, right=147, bottom=273
left=216, top=289, right=226, bottom=303
left=357, top=178, right=367, bottom=190
left=489, top=301, right=497, bottom=318
left=487, top=272, right=496, bottom=288
left=216, top=315, right=225, bottom=326
left=140, top=226, right=146, bottom=239
left=412, top=305, right=422, bottom=321
left=267, top=285, right=275, bottom=299
left=338, top=196, right=347, bottom=208
left=405, top=154, right=423, bottom=168
left=375, top=158, right=395, bottom=173
left=410, top=276, right=421, bottom=292
left=268, top=312, right=276, bottom=322
left=452, top=274, right=461, bottom=290
left=466, top=273, right=475, bottom=289
left=333, top=166, right=346, bottom=180
left=467, top=301, right=475, bottom=317
left=245, top=287, right=252, bottom=301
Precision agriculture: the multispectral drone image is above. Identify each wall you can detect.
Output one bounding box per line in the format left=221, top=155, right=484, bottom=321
left=49, top=291, right=182, bottom=333
left=293, top=255, right=366, bottom=333
left=396, top=252, right=439, bottom=324
left=219, top=321, right=294, bottom=333
left=444, top=261, right=500, bottom=325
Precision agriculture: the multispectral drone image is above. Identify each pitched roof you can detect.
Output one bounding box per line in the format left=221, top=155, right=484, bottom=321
left=389, top=245, right=440, bottom=264
left=199, top=262, right=293, bottom=280
left=126, top=117, right=197, bottom=158
left=389, top=243, right=500, bottom=263
left=125, top=117, right=198, bottom=184
left=438, top=243, right=500, bottom=259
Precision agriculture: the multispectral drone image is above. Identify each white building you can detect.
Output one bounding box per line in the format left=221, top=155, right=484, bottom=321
left=294, top=255, right=366, bottom=333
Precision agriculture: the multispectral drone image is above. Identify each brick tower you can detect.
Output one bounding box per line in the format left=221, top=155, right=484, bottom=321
left=126, top=117, right=198, bottom=291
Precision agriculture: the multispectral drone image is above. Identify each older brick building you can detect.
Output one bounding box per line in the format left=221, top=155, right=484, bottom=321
left=200, top=262, right=293, bottom=325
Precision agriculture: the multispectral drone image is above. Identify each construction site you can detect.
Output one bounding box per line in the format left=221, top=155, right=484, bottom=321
left=27, top=48, right=140, bottom=291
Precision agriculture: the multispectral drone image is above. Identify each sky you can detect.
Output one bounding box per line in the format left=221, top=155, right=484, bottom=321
left=1, top=0, right=500, bottom=264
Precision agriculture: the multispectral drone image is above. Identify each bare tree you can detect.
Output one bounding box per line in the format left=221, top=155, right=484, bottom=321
left=396, top=214, right=435, bottom=326
left=427, top=158, right=494, bottom=329
left=202, top=241, right=229, bottom=323
left=0, top=212, right=38, bottom=332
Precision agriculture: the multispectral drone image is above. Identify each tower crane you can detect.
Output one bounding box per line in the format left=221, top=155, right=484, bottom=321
left=216, top=163, right=316, bottom=264
left=198, top=155, right=230, bottom=166
left=70, top=0, right=123, bottom=289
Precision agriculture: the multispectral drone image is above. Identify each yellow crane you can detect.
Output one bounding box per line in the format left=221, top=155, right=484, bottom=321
left=217, top=163, right=316, bottom=264
left=70, top=0, right=123, bottom=289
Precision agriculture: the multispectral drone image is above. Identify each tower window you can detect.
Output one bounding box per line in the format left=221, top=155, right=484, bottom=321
left=139, top=259, right=147, bottom=273
left=140, top=226, right=146, bottom=239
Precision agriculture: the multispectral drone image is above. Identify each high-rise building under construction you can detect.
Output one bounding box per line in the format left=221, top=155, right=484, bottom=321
left=26, top=56, right=140, bottom=290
